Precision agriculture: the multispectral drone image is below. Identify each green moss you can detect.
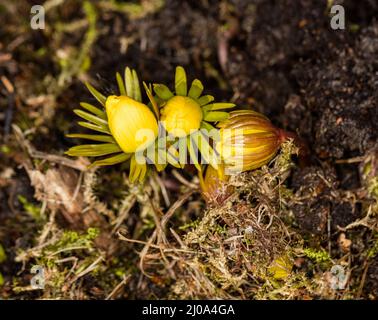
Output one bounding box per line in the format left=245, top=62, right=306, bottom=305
left=49, top=227, right=100, bottom=252
left=303, top=248, right=331, bottom=265
left=368, top=177, right=378, bottom=200
left=17, top=195, right=42, bottom=221
left=214, top=223, right=228, bottom=235
left=367, top=234, right=378, bottom=259
left=179, top=219, right=200, bottom=231
left=0, top=144, right=11, bottom=154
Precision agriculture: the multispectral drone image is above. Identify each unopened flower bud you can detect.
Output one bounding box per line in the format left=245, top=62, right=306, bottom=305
left=216, top=110, right=284, bottom=173
left=106, top=95, right=158, bottom=153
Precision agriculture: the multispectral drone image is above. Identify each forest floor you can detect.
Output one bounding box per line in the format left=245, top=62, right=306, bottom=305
left=0, top=0, right=377, bottom=299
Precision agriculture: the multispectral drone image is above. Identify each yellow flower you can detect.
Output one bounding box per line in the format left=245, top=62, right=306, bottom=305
left=66, top=67, right=160, bottom=183
left=154, top=67, right=235, bottom=137
left=152, top=66, right=235, bottom=171
left=216, top=110, right=283, bottom=173
left=160, top=96, right=203, bottom=137
left=106, top=95, right=158, bottom=153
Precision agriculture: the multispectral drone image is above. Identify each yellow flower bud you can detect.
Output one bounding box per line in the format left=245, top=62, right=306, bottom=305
left=216, top=110, right=283, bottom=173
left=200, top=164, right=234, bottom=206
left=106, top=95, right=158, bottom=153
left=160, top=96, right=203, bottom=137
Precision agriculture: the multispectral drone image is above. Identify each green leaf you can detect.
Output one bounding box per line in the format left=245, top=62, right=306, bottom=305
left=89, top=153, right=130, bottom=167
left=175, top=66, right=187, bottom=96
left=132, top=69, right=142, bottom=102
left=155, top=163, right=167, bottom=172
left=176, top=138, right=188, bottom=168
left=143, top=82, right=159, bottom=119
left=203, top=111, right=230, bottom=122
left=166, top=146, right=182, bottom=168
left=188, top=79, right=204, bottom=99
left=65, top=143, right=122, bottom=157
left=201, top=103, right=235, bottom=112
left=147, top=148, right=167, bottom=172
left=187, top=135, right=202, bottom=172
left=200, top=121, right=216, bottom=132
left=196, top=130, right=218, bottom=169
left=197, top=95, right=214, bottom=106
left=129, top=155, right=147, bottom=183
left=129, top=155, right=137, bottom=181
left=116, top=72, right=126, bottom=96
left=125, top=67, right=134, bottom=98
left=139, top=163, right=147, bottom=182
left=74, top=109, right=108, bottom=127
left=66, top=133, right=116, bottom=143
left=153, top=84, right=174, bottom=100
left=85, top=82, right=106, bottom=106
left=78, top=121, right=111, bottom=134
left=80, top=102, right=107, bottom=119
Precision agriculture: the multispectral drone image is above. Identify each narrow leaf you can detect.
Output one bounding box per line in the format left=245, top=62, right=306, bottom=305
left=89, top=153, right=130, bottom=168
left=203, top=111, right=230, bottom=122
left=78, top=121, right=111, bottom=134
left=166, top=147, right=182, bottom=168
left=197, top=130, right=218, bottom=169
left=143, top=82, right=159, bottom=119
left=85, top=82, right=106, bottom=106
left=74, top=109, right=108, bottom=127
left=197, top=95, right=214, bottom=106
left=80, top=102, right=106, bottom=119
left=187, top=135, right=202, bottom=172
left=188, top=79, right=204, bottom=99
left=177, top=138, right=188, bottom=168
left=132, top=69, right=142, bottom=102
left=148, top=149, right=167, bottom=172
left=202, top=103, right=235, bottom=112
left=138, top=163, right=147, bottom=182
left=175, top=66, right=187, bottom=96
left=129, top=155, right=137, bottom=182
left=153, top=84, right=174, bottom=100
left=129, top=155, right=146, bottom=183
left=116, top=72, right=126, bottom=96
left=125, top=67, right=134, bottom=98
left=200, top=121, right=216, bottom=132
left=65, top=143, right=121, bottom=157
left=66, top=133, right=116, bottom=143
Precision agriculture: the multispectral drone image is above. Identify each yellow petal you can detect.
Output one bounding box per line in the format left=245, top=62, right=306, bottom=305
left=106, top=95, right=158, bottom=153
left=160, top=96, right=203, bottom=137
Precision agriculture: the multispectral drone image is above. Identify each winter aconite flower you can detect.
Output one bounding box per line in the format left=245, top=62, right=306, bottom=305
left=105, top=95, right=158, bottom=153
left=66, top=67, right=159, bottom=183
left=154, top=66, right=235, bottom=136
left=160, top=96, right=203, bottom=137
left=152, top=66, right=235, bottom=171
left=216, top=110, right=285, bottom=173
